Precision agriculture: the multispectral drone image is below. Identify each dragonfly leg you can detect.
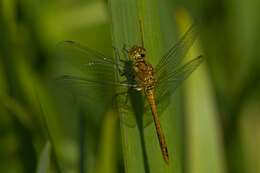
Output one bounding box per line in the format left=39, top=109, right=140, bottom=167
left=119, top=70, right=125, bottom=76
left=122, top=44, right=131, bottom=61
left=113, top=46, right=128, bottom=63
left=112, top=46, right=127, bottom=75
left=122, top=44, right=129, bottom=53
left=112, top=46, right=120, bottom=58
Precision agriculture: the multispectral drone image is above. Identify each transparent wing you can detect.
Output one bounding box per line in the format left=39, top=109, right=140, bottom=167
left=53, top=41, right=129, bottom=111
left=54, top=40, right=124, bottom=81
left=53, top=41, right=149, bottom=127
left=155, top=24, right=198, bottom=80
left=55, top=75, right=141, bottom=127
left=143, top=56, right=203, bottom=126
left=54, top=74, right=132, bottom=114
left=56, top=75, right=134, bottom=89
left=142, top=24, right=201, bottom=127
left=156, top=56, right=203, bottom=112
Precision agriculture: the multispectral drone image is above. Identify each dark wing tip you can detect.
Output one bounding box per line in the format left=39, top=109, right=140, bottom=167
left=185, top=54, right=204, bottom=64
left=63, top=40, right=75, bottom=44
left=195, top=55, right=204, bottom=63
left=56, top=40, right=75, bottom=47
left=54, top=75, right=70, bottom=82
left=59, top=74, right=70, bottom=79
left=182, top=55, right=204, bottom=71
left=54, top=75, right=80, bottom=82
left=56, top=40, right=70, bottom=48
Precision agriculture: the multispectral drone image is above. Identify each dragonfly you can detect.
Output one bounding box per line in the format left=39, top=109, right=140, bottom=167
left=54, top=24, right=203, bottom=164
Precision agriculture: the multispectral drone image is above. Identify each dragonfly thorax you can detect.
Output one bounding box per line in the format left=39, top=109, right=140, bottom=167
left=127, top=46, right=157, bottom=92
left=132, top=59, right=157, bottom=92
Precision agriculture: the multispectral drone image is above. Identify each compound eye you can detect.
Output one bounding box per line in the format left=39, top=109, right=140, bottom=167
left=141, top=53, right=145, bottom=57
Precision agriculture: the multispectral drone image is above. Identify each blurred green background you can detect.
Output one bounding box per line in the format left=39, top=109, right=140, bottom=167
left=0, top=0, right=259, bottom=173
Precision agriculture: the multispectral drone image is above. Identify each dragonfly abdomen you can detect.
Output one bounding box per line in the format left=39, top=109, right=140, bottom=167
left=146, top=89, right=169, bottom=164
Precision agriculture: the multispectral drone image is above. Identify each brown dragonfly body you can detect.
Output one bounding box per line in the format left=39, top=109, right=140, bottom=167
left=128, top=46, right=169, bottom=164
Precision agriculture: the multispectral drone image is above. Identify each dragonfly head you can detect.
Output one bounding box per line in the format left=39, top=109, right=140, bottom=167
left=128, top=46, right=146, bottom=61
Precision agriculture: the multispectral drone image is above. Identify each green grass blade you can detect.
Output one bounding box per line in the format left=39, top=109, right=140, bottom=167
left=175, top=9, right=227, bottom=173
left=109, top=0, right=175, bottom=172
left=109, top=1, right=146, bottom=172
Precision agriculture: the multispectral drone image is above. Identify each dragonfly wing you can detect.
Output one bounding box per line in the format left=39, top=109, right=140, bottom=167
left=56, top=75, right=140, bottom=127
left=155, top=24, right=198, bottom=80
left=55, top=75, right=132, bottom=110
left=53, top=41, right=128, bottom=113
left=142, top=56, right=203, bottom=127
left=156, top=56, right=203, bottom=112
left=142, top=25, right=200, bottom=127
left=53, top=41, right=148, bottom=127
left=54, top=40, right=123, bottom=81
